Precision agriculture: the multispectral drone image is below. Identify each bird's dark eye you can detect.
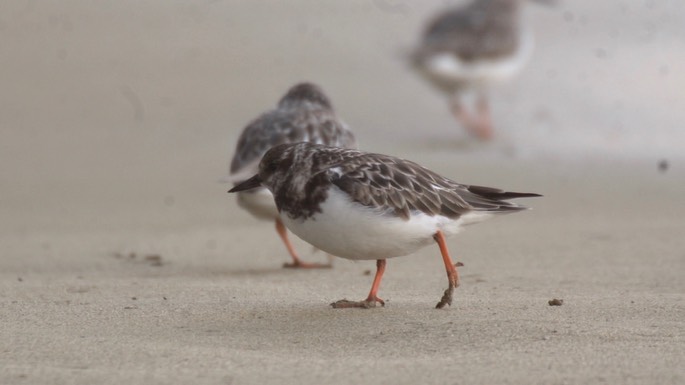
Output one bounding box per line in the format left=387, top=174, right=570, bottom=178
left=264, top=159, right=279, bottom=173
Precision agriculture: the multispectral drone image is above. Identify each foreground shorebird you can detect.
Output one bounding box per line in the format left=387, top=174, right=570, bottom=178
left=230, top=143, right=540, bottom=308
left=227, top=83, right=356, bottom=268
left=411, top=0, right=550, bottom=140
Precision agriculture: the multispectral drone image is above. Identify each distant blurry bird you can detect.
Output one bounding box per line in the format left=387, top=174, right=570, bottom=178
left=227, top=82, right=356, bottom=268
left=411, top=0, right=550, bottom=140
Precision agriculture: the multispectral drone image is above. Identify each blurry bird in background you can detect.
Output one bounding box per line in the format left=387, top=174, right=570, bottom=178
left=227, top=82, right=356, bottom=268
left=411, top=0, right=553, bottom=140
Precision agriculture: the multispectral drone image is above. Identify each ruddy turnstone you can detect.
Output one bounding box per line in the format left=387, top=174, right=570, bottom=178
left=229, top=142, right=541, bottom=308
left=227, top=83, right=356, bottom=268
left=411, top=0, right=551, bottom=140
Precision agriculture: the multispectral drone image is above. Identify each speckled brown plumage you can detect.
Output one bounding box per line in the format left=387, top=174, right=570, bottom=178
left=229, top=83, right=356, bottom=178
left=412, top=0, right=522, bottom=65
left=249, top=142, right=540, bottom=221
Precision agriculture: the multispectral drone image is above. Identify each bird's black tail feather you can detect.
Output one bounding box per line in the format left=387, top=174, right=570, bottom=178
left=467, top=185, right=542, bottom=201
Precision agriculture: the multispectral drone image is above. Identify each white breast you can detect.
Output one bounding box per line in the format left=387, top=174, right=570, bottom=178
left=280, top=186, right=492, bottom=260
left=236, top=188, right=279, bottom=221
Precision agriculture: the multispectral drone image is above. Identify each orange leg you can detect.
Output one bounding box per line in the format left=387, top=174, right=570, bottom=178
left=331, top=259, right=386, bottom=309
left=450, top=99, right=475, bottom=131
left=434, top=231, right=461, bottom=309
left=275, top=218, right=331, bottom=269
left=449, top=97, right=493, bottom=141
left=474, top=96, right=494, bottom=141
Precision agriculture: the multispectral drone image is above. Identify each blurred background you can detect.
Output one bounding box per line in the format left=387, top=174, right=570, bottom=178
left=1, top=0, right=683, bottom=235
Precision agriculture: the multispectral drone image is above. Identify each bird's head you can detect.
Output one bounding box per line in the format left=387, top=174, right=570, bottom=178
left=228, top=143, right=303, bottom=194
left=277, top=82, right=333, bottom=110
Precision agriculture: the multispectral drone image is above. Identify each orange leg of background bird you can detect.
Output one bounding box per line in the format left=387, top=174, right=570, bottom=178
left=450, top=99, right=475, bottom=133
left=474, top=96, right=494, bottom=141
left=434, top=231, right=461, bottom=309
left=331, top=259, right=386, bottom=309
left=275, top=218, right=331, bottom=269
left=450, top=98, right=493, bottom=141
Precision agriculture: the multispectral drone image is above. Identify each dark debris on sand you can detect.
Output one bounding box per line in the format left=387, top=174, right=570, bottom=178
left=548, top=298, right=564, bottom=306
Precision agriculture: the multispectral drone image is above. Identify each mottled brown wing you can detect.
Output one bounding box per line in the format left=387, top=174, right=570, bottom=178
left=326, top=121, right=357, bottom=149
left=230, top=110, right=354, bottom=177
left=229, top=111, right=300, bottom=175
left=305, top=118, right=357, bottom=150
left=329, top=153, right=537, bottom=220
left=418, top=2, right=519, bottom=61
left=328, top=154, right=475, bottom=220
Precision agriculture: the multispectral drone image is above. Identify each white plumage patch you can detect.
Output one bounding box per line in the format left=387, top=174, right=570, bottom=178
left=281, top=186, right=494, bottom=261
left=236, top=188, right=279, bottom=221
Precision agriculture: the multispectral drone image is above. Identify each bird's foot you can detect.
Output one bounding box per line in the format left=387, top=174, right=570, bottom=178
left=331, top=296, right=385, bottom=309
left=283, top=260, right=333, bottom=269
left=464, top=121, right=493, bottom=141
left=435, top=285, right=455, bottom=309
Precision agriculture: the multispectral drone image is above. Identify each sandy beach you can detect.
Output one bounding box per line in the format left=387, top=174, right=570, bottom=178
left=1, top=1, right=684, bottom=384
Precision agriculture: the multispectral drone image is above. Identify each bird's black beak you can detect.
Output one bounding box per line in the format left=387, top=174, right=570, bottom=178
left=228, top=174, right=263, bottom=193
